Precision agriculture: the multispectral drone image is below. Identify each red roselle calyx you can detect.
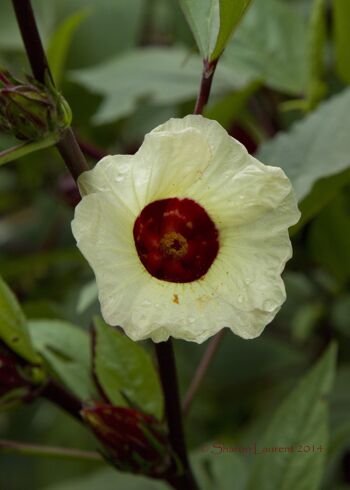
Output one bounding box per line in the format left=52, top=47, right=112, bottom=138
left=0, top=69, right=71, bottom=141
left=81, top=404, right=178, bottom=477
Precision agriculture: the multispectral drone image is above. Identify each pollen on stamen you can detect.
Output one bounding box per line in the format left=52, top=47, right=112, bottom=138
left=133, top=198, right=219, bottom=283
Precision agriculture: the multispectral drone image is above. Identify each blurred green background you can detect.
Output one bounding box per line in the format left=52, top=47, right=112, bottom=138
left=1, top=0, right=350, bottom=488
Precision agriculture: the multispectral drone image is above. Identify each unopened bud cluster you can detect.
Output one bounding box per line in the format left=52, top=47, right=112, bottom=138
left=82, top=404, right=178, bottom=478
left=0, top=70, right=71, bottom=141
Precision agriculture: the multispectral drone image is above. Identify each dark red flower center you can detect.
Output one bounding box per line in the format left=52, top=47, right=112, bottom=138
left=133, top=198, right=219, bottom=283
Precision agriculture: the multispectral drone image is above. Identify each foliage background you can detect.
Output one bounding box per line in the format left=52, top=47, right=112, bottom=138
left=0, top=0, right=350, bottom=488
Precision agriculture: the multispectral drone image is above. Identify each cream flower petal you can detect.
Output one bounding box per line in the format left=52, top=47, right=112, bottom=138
left=120, top=276, right=278, bottom=343
left=71, top=192, right=149, bottom=324
left=78, top=154, right=141, bottom=217
left=152, top=115, right=251, bottom=185
left=72, top=115, right=300, bottom=343
left=132, top=128, right=212, bottom=205
left=192, top=160, right=295, bottom=229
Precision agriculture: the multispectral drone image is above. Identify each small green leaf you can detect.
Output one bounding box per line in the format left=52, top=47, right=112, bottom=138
left=29, top=319, right=98, bottom=400
left=291, top=167, right=350, bottom=234
left=305, top=0, right=327, bottom=110
left=47, top=10, right=90, bottom=87
left=179, top=0, right=252, bottom=60
left=333, top=0, right=350, bottom=84
left=257, top=87, right=350, bottom=202
left=247, top=343, right=337, bottom=490
left=204, top=80, right=261, bottom=128
left=94, top=318, right=163, bottom=420
left=76, top=280, right=98, bottom=314
left=308, top=193, right=350, bottom=285
left=210, top=0, right=252, bottom=61
left=0, top=276, right=39, bottom=363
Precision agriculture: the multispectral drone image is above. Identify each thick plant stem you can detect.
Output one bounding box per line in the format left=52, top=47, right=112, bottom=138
left=41, top=379, right=82, bottom=422
left=0, top=439, right=102, bottom=462
left=11, top=0, right=90, bottom=181
left=193, top=58, right=219, bottom=115
left=156, top=341, right=199, bottom=490
left=56, top=128, right=90, bottom=182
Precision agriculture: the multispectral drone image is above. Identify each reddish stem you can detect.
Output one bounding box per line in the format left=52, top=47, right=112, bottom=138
left=193, top=59, right=219, bottom=115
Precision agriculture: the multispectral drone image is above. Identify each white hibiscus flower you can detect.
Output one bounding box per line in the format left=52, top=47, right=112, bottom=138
left=72, top=115, right=300, bottom=343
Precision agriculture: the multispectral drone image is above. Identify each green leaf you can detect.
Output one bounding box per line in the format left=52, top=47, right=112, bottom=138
left=247, top=343, right=337, bottom=490
left=211, top=0, right=252, bottom=61
left=291, top=167, right=350, bottom=234
left=47, top=10, right=90, bottom=87
left=308, top=193, right=350, bottom=284
left=70, top=46, right=248, bottom=124
left=28, top=319, right=98, bottom=400
left=44, top=468, right=168, bottom=490
left=76, top=280, right=98, bottom=314
left=331, top=295, right=350, bottom=337
left=179, top=0, right=252, bottom=60
left=222, top=0, right=308, bottom=95
left=204, top=80, right=261, bottom=128
left=257, top=87, right=350, bottom=202
left=57, top=0, right=146, bottom=68
left=192, top=448, right=247, bottom=490
left=0, top=0, right=55, bottom=51
left=94, top=318, right=163, bottom=420
left=333, top=0, right=350, bottom=84
left=305, top=0, right=327, bottom=110
left=0, top=276, right=39, bottom=363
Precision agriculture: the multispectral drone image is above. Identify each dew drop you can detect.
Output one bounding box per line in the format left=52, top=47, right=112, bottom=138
left=263, top=300, right=276, bottom=311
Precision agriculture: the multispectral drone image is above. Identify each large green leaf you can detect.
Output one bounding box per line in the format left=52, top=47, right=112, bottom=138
left=94, top=318, right=163, bottom=420
left=179, top=0, right=252, bottom=61
left=29, top=319, right=98, bottom=400
left=257, top=87, right=350, bottom=207
left=0, top=277, right=39, bottom=363
left=333, top=0, right=350, bottom=84
left=45, top=468, right=169, bottom=490
left=192, top=449, right=247, bottom=490
left=70, top=46, right=249, bottom=124
left=222, top=0, right=308, bottom=95
left=247, top=344, right=337, bottom=490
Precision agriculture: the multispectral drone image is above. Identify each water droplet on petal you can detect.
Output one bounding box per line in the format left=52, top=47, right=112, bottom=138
left=263, top=300, right=276, bottom=311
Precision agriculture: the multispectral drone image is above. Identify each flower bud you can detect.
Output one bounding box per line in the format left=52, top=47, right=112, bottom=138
left=0, top=70, right=71, bottom=141
left=81, top=404, right=177, bottom=478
